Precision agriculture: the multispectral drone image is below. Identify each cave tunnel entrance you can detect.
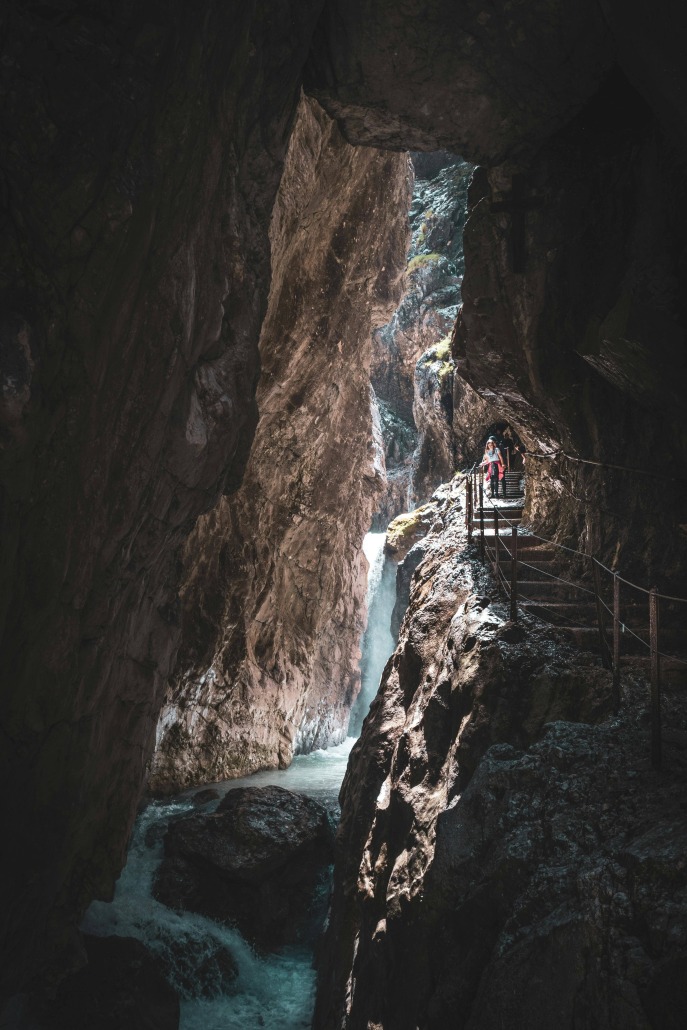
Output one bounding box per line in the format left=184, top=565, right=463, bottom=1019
left=482, top=421, right=525, bottom=472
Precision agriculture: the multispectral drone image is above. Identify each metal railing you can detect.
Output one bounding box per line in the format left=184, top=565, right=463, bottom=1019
left=463, top=472, right=687, bottom=770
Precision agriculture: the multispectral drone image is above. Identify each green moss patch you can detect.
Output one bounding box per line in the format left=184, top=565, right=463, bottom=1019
left=386, top=504, right=435, bottom=558
left=407, top=251, right=442, bottom=274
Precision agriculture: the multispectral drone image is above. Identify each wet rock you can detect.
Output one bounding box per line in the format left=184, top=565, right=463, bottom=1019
left=191, top=789, right=220, bottom=808
left=153, top=929, right=237, bottom=1000
left=315, top=481, right=672, bottom=1030
left=29, top=935, right=179, bottom=1029
left=153, top=786, right=334, bottom=951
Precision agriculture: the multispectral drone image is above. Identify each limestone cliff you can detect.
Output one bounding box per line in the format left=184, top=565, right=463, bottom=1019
left=148, top=97, right=410, bottom=792
left=456, top=78, right=687, bottom=583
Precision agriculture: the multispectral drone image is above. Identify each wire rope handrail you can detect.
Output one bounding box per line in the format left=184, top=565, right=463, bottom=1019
left=463, top=472, right=687, bottom=770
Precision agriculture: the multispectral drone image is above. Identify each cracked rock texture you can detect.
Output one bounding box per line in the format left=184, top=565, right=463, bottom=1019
left=153, top=785, right=334, bottom=952
left=148, top=97, right=410, bottom=792
left=305, top=0, right=612, bottom=162
left=314, top=481, right=687, bottom=1030
left=372, top=155, right=473, bottom=521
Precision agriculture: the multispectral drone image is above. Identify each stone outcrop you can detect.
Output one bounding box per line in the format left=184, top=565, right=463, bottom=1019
left=305, top=0, right=613, bottom=161
left=411, top=338, right=456, bottom=502
left=153, top=785, right=334, bottom=952
left=314, top=480, right=687, bottom=1030
left=453, top=80, right=687, bottom=581
left=148, top=97, right=410, bottom=793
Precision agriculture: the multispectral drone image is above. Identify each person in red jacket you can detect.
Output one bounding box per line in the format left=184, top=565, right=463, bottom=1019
left=481, top=436, right=505, bottom=498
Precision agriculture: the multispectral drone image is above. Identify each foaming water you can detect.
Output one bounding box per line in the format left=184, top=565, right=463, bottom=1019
left=83, top=740, right=356, bottom=1028
left=349, top=532, right=397, bottom=735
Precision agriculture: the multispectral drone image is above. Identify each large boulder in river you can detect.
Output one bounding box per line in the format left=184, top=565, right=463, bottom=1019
left=153, top=786, right=334, bottom=951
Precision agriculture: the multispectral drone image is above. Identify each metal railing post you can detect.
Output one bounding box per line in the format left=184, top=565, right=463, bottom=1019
left=650, top=586, right=662, bottom=770
left=592, top=560, right=612, bottom=671
left=494, top=505, right=500, bottom=585
left=510, top=525, right=518, bottom=621
left=465, top=476, right=471, bottom=535
left=612, top=572, right=621, bottom=712
left=478, top=482, right=485, bottom=560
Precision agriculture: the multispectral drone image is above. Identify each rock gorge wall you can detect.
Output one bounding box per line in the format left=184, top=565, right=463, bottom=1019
left=372, top=155, right=474, bottom=521
left=2, top=0, right=687, bottom=1009
left=314, top=486, right=687, bottom=1027
left=307, top=0, right=687, bottom=583
left=149, top=97, right=410, bottom=793
left=0, top=0, right=328, bottom=998
left=455, top=79, right=687, bottom=583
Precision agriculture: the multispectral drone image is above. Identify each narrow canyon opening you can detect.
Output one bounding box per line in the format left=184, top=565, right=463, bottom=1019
left=2, top=4, right=687, bottom=1029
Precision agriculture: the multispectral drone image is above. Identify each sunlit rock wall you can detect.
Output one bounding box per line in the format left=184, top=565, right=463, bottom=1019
left=149, top=97, right=410, bottom=792
left=371, top=155, right=472, bottom=522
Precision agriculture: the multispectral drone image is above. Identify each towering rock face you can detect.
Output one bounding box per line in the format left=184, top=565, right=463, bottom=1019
left=372, top=155, right=470, bottom=424
left=307, top=0, right=687, bottom=584
left=148, top=97, right=410, bottom=793
left=372, top=155, right=473, bottom=521
left=0, top=0, right=326, bottom=997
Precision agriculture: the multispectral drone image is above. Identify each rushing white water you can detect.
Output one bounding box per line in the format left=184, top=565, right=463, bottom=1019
left=83, top=739, right=355, bottom=1029
left=82, top=532, right=397, bottom=1026
left=349, top=532, right=398, bottom=735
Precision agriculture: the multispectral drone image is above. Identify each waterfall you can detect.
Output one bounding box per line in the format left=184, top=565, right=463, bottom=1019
left=349, top=532, right=398, bottom=736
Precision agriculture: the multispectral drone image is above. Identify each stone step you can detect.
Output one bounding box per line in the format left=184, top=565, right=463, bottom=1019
left=557, top=626, right=649, bottom=656
left=557, top=624, right=685, bottom=656
left=497, top=559, right=565, bottom=581
left=517, top=579, right=599, bottom=602
left=618, top=655, right=687, bottom=689
left=519, top=599, right=649, bottom=629
left=519, top=600, right=600, bottom=627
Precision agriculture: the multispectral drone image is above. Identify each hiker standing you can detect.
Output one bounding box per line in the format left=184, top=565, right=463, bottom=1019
left=481, top=437, right=505, bottom=499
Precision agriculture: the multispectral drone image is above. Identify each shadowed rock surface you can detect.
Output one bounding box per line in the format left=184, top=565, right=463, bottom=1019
left=314, top=481, right=687, bottom=1030
left=26, top=935, right=180, bottom=1030
left=153, top=785, right=334, bottom=951
left=0, top=0, right=326, bottom=996
left=372, top=155, right=473, bottom=521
